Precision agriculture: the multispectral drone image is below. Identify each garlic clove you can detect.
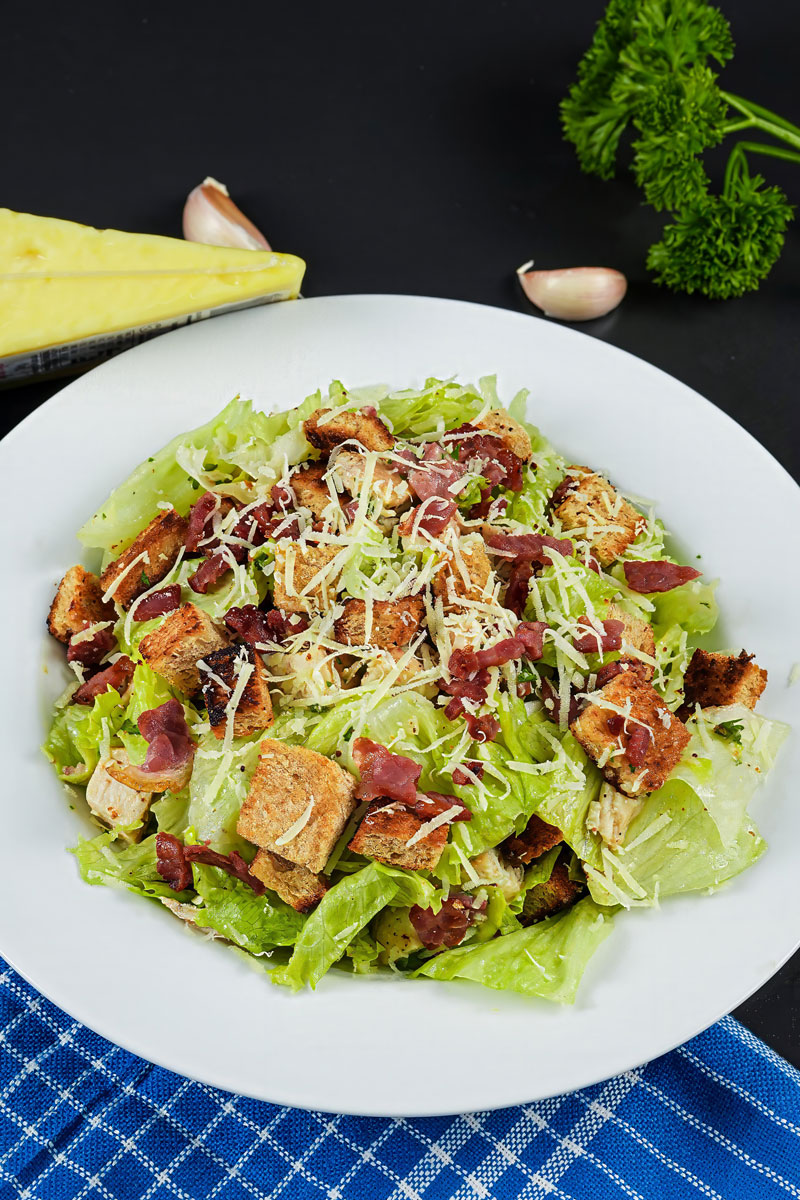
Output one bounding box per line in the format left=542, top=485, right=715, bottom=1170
left=516, top=262, right=627, bottom=321
left=182, top=177, right=271, bottom=251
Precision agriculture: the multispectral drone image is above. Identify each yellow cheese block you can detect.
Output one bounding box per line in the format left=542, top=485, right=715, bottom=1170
left=0, top=207, right=305, bottom=364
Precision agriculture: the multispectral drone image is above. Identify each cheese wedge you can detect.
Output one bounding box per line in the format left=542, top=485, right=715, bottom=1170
left=0, top=208, right=305, bottom=382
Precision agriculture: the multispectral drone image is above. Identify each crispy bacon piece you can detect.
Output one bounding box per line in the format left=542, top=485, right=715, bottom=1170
left=573, top=617, right=624, bottom=654
left=440, top=678, right=489, bottom=705
left=448, top=648, right=482, bottom=680
left=184, top=845, right=265, bottom=895
left=352, top=737, right=422, bottom=805
left=540, top=679, right=581, bottom=726
left=271, top=483, right=294, bottom=511
left=185, top=492, right=221, bottom=553
left=452, top=760, right=484, bottom=785
left=475, top=637, right=525, bottom=669
left=410, top=893, right=486, bottom=949
left=137, top=699, right=196, bottom=789
left=224, top=604, right=309, bottom=646
left=625, top=724, right=652, bottom=768
left=595, top=660, right=624, bottom=689
left=398, top=498, right=457, bottom=538
left=412, top=792, right=472, bottom=822
left=72, top=656, right=134, bottom=705
left=408, top=442, right=466, bottom=502
left=550, top=476, right=578, bottom=509
left=453, top=426, right=524, bottom=492
left=504, top=561, right=533, bottom=616
left=188, top=552, right=233, bottom=594
left=156, top=832, right=193, bottom=891
left=464, top=712, right=501, bottom=743
left=623, top=561, right=701, bottom=593
left=606, top=713, right=625, bottom=735
left=517, top=621, right=547, bottom=660
left=486, top=531, right=573, bottom=563
left=67, top=624, right=116, bottom=667
left=131, top=585, right=181, bottom=621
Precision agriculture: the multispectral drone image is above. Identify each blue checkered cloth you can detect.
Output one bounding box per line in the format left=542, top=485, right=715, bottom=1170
left=0, top=962, right=798, bottom=1200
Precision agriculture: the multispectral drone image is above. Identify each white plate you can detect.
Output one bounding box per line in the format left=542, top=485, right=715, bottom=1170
left=2, top=294, right=798, bottom=1117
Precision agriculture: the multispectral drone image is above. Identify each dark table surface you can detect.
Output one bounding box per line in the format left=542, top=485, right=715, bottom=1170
left=3, top=0, right=798, bottom=1066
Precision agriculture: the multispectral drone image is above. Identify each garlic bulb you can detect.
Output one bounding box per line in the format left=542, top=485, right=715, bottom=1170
left=182, top=177, right=271, bottom=251
left=516, top=262, right=627, bottom=321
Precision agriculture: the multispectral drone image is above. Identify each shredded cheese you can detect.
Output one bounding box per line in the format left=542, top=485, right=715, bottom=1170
left=275, top=797, right=316, bottom=846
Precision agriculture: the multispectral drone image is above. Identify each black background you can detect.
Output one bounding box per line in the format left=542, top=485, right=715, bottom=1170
left=3, top=1, right=798, bottom=1065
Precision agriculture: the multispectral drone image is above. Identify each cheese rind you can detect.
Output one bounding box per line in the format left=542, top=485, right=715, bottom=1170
left=0, top=208, right=305, bottom=370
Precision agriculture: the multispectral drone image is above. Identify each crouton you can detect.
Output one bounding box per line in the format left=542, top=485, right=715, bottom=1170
left=681, top=649, right=767, bottom=712
left=237, top=740, right=357, bottom=873
left=333, top=450, right=411, bottom=511
left=606, top=602, right=655, bottom=679
left=139, top=603, right=229, bottom=695
left=99, top=508, right=188, bottom=609
left=348, top=799, right=448, bottom=872
left=553, top=468, right=644, bottom=566
left=199, top=644, right=273, bottom=740
left=503, top=814, right=563, bottom=865
left=520, top=858, right=584, bottom=925
left=432, top=535, right=493, bottom=611
left=86, top=749, right=153, bottom=843
left=468, top=848, right=524, bottom=900
left=586, top=780, right=645, bottom=849
left=571, top=670, right=690, bottom=797
left=334, top=597, right=424, bottom=650
left=272, top=542, right=342, bottom=615
left=474, top=408, right=532, bottom=462
left=290, top=463, right=339, bottom=521
left=304, top=406, right=394, bottom=453
left=250, top=849, right=328, bottom=913
left=47, top=565, right=116, bottom=643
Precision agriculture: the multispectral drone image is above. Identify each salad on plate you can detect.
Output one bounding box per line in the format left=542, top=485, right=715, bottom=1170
left=43, top=377, right=787, bottom=1002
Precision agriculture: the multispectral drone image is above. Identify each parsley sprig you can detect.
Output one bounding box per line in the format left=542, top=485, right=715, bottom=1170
left=561, top=0, right=799, bottom=297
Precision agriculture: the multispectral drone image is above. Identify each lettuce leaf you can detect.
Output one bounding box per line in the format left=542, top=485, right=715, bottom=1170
left=192, top=865, right=305, bottom=952
left=186, top=733, right=262, bottom=854
left=43, top=684, right=128, bottom=784
left=416, top=897, right=613, bottom=1003
left=71, top=831, right=183, bottom=899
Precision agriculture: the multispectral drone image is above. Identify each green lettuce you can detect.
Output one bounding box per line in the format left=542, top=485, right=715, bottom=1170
left=373, top=375, right=525, bottom=437
left=71, top=831, right=183, bottom=899
left=192, top=865, right=305, bottom=952
left=416, top=897, right=613, bottom=1003
left=186, top=734, right=262, bottom=853
left=43, top=684, right=128, bottom=784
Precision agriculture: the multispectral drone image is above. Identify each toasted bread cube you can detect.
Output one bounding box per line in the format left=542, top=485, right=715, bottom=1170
left=334, top=597, right=424, bottom=650
left=304, top=406, right=394, bottom=453
left=348, top=800, right=448, bottom=871
left=99, top=508, right=188, bottom=609
left=681, top=649, right=767, bottom=711
left=474, top=408, right=532, bottom=462
left=86, top=749, right=153, bottom=843
left=139, top=602, right=228, bottom=695
left=553, top=468, right=643, bottom=566
left=571, top=671, right=690, bottom=797
left=520, top=858, right=583, bottom=925
left=333, top=449, right=411, bottom=511
left=250, top=849, right=328, bottom=912
left=200, top=644, right=274, bottom=740
left=503, top=814, right=563, bottom=865
left=273, top=542, right=342, bottom=615
left=432, top=535, right=493, bottom=611
left=586, top=780, right=645, bottom=849
left=47, top=565, right=116, bottom=643
left=237, top=740, right=357, bottom=873
left=290, top=463, right=340, bottom=521
left=606, top=603, right=656, bottom=679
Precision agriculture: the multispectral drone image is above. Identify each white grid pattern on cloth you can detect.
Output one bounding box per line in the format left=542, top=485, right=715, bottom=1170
left=676, top=1046, right=800, bottom=1138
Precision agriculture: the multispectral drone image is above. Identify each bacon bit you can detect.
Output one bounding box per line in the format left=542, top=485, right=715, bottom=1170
left=486, top=531, right=573, bottom=563
left=465, top=712, right=501, bottom=743
left=252, top=503, right=302, bottom=541
left=410, top=893, right=486, bottom=949
left=185, top=492, right=220, bottom=553
left=452, top=760, right=484, bottom=785
left=475, top=637, right=525, bottom=669
left=225, top=604, right=309, bottom=646
left=573, top=617, right=624, bottom=654
left=352, top=737, right=421, bottom=805
left=467, top=486, right=495, bottom=519
left=408, top=442, right=467, bottom=503
left=184, top=845, right=265, bottom=895
left=448, top=648, right=481, bottom=680
left=72, top=656, right=134, bottom=705
left=440, top=677, right=489, bottom=704
left=504, top=561, right=533, bottom=616
left=517, top=621, right=548, bottom=660
left=67, top=624, right=117, bottom=666
left=606, top=713, right=625, bottom=735
left=453, top=426, right=524, bottom=492
left=584, top=554, right=601, bottom=575
left=413, top=792, right=472, bottom=822
left=625, top=725, right=651, bottom=767
left=131, top=585, right=181, bottom=621
left=271, top=483, right=294, bottom=511
left=188, top=552, right=232, bottom=594
left=550, top=476, right=578, bottom=509
left=623, top=561, right=702, bottom=593
left=595, top=660, right=624, bottom=688
left=138, top=698, right=196, bottom=776
left=156, top=832, right=193, bottom=891
left=540, top=678, right=580, bottom=726
left=398, top=498, right=457, bottom=538
left=343, top=498, right=360, bottom=523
